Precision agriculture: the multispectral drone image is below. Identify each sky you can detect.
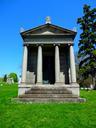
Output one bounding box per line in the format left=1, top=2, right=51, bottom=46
left=0, top=0, right=95, bottom=77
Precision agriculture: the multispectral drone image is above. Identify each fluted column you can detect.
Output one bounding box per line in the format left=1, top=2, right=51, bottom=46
left=21, top=45, right=28, bottom=83
left=37, top=45, right=42, bottom=84
left=55, top=45, right=60, bottom=84
left=69, top=44, right=76, bottom=83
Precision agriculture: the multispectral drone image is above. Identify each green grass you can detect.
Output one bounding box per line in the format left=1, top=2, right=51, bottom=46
left=0, top=83, right=96, bottom=128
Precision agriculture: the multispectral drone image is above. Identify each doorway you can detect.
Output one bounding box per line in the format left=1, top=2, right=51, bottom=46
left=43, top=55, right=55, bottom=84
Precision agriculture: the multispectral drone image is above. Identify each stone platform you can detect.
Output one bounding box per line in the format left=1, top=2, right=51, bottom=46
left=18, top=84, right=86, bottom=103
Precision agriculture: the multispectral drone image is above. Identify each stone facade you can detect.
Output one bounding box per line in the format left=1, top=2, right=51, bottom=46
left=18, top=20, right=80, bottom=98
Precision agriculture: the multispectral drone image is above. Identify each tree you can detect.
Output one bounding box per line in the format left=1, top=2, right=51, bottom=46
left=8, top=73, right=18, bottom=82
left=3, top=74, right=7, bottom=82
left=77, top=4, right=96, bottom=88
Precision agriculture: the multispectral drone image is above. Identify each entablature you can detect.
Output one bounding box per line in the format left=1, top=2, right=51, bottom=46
left=23, top=37, right=73, bottom=45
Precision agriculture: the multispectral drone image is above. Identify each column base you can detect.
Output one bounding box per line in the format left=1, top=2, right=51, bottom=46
left=36, top=82, right=42, bottom=85
left=55, top=82, right=62, bottom=85
left=71, top=82, right=78, bottom=85
left=20, top=82, right=26, bottom=84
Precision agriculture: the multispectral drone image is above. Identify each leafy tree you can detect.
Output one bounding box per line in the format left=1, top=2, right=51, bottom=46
left=8, top=73, right=18, bottom=82
left=77, top=4, right=96, bottom=88
left=3, top=74, right=7, bottom=82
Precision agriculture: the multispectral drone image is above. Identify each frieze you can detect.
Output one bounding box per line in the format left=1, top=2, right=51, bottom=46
left=24, top=38, right=73, bottom=44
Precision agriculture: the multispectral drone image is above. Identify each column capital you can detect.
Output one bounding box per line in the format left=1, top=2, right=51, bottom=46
left=23, top=43, right=29, bottom=47
left=68, top=43, right=74, bottom=46
left=36, top=44, right=43, bottom=46
left=53, top=44, right=60, bottom=46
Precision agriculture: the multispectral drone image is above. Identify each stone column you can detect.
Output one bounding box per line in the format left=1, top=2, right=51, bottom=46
left=68, top=68, right=71, bottom=84
left=37, top=45, right=42, bottom=84
left=69, top=44, right=76, bottom=83
left=21, top=45, right=28, bottom=83
left=55, top=45, right=60, bottom=84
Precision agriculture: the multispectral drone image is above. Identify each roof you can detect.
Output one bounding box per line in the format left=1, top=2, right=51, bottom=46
left=20, top=23, right=77, bottom=39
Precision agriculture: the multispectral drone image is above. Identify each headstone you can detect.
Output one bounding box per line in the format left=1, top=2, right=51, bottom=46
left=7, top=77, right=14, bottom=84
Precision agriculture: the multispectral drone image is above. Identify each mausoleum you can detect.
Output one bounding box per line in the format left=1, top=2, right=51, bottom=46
left=18, top=17, right=83, bottom=102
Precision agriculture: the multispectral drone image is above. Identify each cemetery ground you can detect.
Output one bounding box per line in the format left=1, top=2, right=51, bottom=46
left=0, top=83, right=96, bottom=128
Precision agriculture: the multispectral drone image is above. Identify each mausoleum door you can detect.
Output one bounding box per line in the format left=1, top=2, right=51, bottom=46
left=43, top=55, right=55, bottom=84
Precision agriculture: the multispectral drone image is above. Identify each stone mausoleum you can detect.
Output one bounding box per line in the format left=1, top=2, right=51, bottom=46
left=18, top=17, right=84, bottom=102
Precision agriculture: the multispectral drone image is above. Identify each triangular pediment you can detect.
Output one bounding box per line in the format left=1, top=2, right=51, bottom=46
left=21, top=24, right=76, bottom=37
left=41, top=31, right=54, bottom=35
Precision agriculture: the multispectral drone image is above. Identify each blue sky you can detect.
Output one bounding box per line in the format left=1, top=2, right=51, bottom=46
left=0, top=0, right=95, bottom=77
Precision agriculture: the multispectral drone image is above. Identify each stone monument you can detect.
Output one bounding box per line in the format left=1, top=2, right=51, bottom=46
left=18, top=17, right=85, bottom=102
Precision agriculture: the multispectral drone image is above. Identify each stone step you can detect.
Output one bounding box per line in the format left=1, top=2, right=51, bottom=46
left=26, top=90, right=72, bottom=94
left=18, top=97, right=85, bottom=103
left=18, top=86, right=82, bottom=102
left=19, top=94, right=77, bottom=98
left=29, top=88, right=72, bottom=93
left=30, top=86, right=69, bottom=91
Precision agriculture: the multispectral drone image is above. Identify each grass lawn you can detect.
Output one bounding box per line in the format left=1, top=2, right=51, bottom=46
left=0, top=83, right=96, bottom=128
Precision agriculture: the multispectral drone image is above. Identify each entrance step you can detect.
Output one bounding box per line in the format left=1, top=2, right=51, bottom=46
left=18, top=97, right=85, bottom=103
left=26, top=89, right=72, bottom=94
left=25, top=88, right=72, bottom=94
left=18, top=86, right=84, bottom=102
left=19, top=94, right=78, bottom=98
